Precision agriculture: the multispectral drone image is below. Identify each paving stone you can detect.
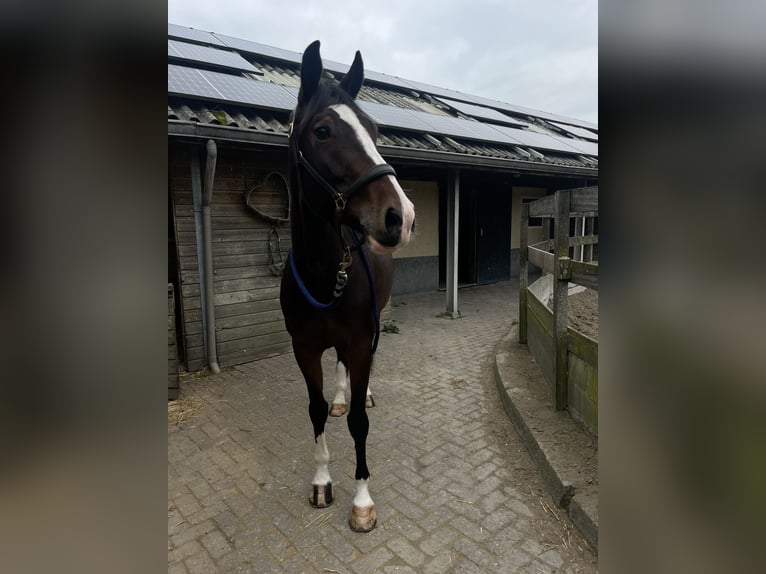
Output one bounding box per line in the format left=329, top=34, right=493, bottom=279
left=183, top=548, right=220, bottom=573
left=168, top=281, right=597, bottom=573
left=387, top=536, right=427, bottom=568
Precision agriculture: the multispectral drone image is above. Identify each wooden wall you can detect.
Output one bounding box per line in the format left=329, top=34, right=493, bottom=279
left=169, top=144, right=293, bottom=371
left=168, top=283, right=180, bottom=399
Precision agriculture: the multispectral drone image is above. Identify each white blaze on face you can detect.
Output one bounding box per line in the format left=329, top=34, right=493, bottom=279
left=329, top=104, right=415, bottom=247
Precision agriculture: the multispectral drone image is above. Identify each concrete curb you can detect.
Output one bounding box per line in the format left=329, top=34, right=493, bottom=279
left=493, top=324, right=599, bottom=550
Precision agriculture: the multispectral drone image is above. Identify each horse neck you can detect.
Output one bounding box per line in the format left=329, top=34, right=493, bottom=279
left=288, top=165, right=347, bottom=287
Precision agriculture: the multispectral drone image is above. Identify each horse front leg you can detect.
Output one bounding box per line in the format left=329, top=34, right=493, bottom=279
left=293, top=344, right=333, bottom=508
left=346, top=350, right=377, bottom=532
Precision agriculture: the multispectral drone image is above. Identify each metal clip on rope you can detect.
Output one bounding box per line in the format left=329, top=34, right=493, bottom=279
left=333, top=246, right=353, bottom=298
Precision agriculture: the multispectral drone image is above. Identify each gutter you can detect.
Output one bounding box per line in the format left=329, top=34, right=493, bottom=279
left=168, top=121, right=598, bottom=179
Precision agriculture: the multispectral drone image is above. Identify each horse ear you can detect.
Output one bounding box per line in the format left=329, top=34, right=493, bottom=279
left=298, top=40, right=323, bottom=106
left=339, top=50, right=364, bottom=99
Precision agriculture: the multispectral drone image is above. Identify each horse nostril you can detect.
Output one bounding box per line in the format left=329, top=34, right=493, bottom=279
left=385, top=207, right=403, bottom=237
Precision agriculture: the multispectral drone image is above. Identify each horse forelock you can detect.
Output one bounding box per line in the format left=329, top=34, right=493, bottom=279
left=294, top=80, right=370, bottom=137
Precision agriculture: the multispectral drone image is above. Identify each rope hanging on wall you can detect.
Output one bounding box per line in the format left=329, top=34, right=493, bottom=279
left=245, top=171, right=290, bottom=276
left=245, top=171, right=290, bottom=225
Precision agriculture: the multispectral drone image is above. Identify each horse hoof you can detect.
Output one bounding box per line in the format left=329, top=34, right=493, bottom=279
left=349, top=505, right=377, bottom=532
left=309, top=483, right=333, bottom=508
left=365, top=395, right=375, bottom=409
left=329, top=403, right=346, bottom=417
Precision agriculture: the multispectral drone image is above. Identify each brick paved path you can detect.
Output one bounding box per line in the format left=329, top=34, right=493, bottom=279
left=168, top=281, right=597, bottom=573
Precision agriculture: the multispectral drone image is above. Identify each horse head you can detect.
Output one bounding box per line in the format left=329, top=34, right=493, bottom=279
left=291, top=40, right=415, bottom=255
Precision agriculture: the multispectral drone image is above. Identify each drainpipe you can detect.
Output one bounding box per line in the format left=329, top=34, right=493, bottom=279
left=202, top=140, right=221, bottom=373
left=190, top=150, right=209, bottom=362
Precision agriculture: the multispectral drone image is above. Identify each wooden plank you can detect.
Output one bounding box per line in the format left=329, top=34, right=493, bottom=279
left=178, top=241, right=276, bottom=258
left=527, top=194, right=555, bottom=218
left=553, top=189, right=570, bottom=410
left=217, top=340, right=293, bottom=368
left=528, top=245, right=555, bottom=275
left=185, top=309, right=284, bottom=335
left=569, top=259, right=599, bottom=290
left=184, top=298, right=282, bottom=322
left=181, top=264, right=284, bottom=284
left=568, top=234, right=598, bottom=247
left=181, top=276, right=280, bottom=298
left=175, top=215, right=289, bottom=232
left=519, top=202, right=529, bottom=344
left=177, top=228, right=285, bottom=245
left=186, top=319, right=286, bottom=348
left=213, top=286, right=282, bottom=306
left=568, top=327, right=598, bottom=365
left=174, top=204, right=260, bottom=218
left=527, top=289, right=554, bottom=336
left=570, top=187, right=598, bottom=215
left=526, top=304, right=555, bottom=398
left=215, top=330, right=292, bottom=355
left=530, top=238, right=554, bottom=251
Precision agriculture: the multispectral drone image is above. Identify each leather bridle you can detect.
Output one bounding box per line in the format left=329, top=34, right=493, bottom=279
left=290, top=133, right=397, bottom=216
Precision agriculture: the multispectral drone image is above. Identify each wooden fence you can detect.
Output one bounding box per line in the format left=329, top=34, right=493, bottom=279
left=519, top=187, right=598, bottom=420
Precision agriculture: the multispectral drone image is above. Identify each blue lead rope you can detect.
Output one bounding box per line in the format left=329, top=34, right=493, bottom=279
left=288, top=230, right=380, bottom=353
left=288, top=248, right=341, bottom=310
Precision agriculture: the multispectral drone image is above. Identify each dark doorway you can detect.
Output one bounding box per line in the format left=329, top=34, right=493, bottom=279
left=476, top=188, right=511, bottom=284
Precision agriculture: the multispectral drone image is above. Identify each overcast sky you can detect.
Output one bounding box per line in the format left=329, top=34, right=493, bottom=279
left=168, top=0, right=597, bottom=125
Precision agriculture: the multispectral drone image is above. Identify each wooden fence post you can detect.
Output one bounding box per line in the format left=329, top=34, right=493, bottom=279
left=553, top=189, right=570, bottom=410
left=519, top=202, right=529, bottom=344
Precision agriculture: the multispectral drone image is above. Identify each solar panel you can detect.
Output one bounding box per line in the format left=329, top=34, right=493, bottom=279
left=489, top=124, right=588, bottom=154
left=398, top=78, right=476, bottom=102
left=357, top=101, right=434, bottom=132
left=168, top=23, right=226, bottom=47
left=554, top=138, right=598, bottom=157
left=466, top=93, right=597, bottom=131
left=549, top=121, right=598, bottom=141
left=434, top=97, right=530, bottom=127
left=413, top=111, right=519, bottom=144
left=202, top=69, right=297, bottom=110
left=168, top=40, right=262, bottom=74
left=168, top=64, right=223, bottom=99
left=168, top=64, right=297, bottom=111
left=362, top=69, right=415, bottom=91
left=213, top=33, right=303, bottom=64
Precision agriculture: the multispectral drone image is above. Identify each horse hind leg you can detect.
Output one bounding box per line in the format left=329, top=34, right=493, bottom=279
left=331, top=352, right=375, bottom=416
left=330, top=356, right=348, bottom=417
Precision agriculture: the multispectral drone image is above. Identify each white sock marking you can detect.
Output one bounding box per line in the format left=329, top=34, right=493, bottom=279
left=312, top=433, right=331, bottom=485
left=353, top=478, right=374, bottom=508
left=332, top=361, right=348, bottom=406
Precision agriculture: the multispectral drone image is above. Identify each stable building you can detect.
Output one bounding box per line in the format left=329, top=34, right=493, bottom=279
left=167, top=23, right=598, bottom=373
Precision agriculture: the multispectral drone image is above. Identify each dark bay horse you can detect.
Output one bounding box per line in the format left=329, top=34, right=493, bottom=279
left=280, top=41, right=415, bottom=532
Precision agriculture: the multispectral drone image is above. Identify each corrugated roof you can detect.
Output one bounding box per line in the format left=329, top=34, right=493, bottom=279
left=167, top=24, right=597, bottom=175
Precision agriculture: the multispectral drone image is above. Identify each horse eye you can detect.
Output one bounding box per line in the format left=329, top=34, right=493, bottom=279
left=314, top=125, right=331, bottom=140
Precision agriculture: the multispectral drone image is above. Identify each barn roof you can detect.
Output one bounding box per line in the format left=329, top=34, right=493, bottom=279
left=167, top=23, right=598, bottom=177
